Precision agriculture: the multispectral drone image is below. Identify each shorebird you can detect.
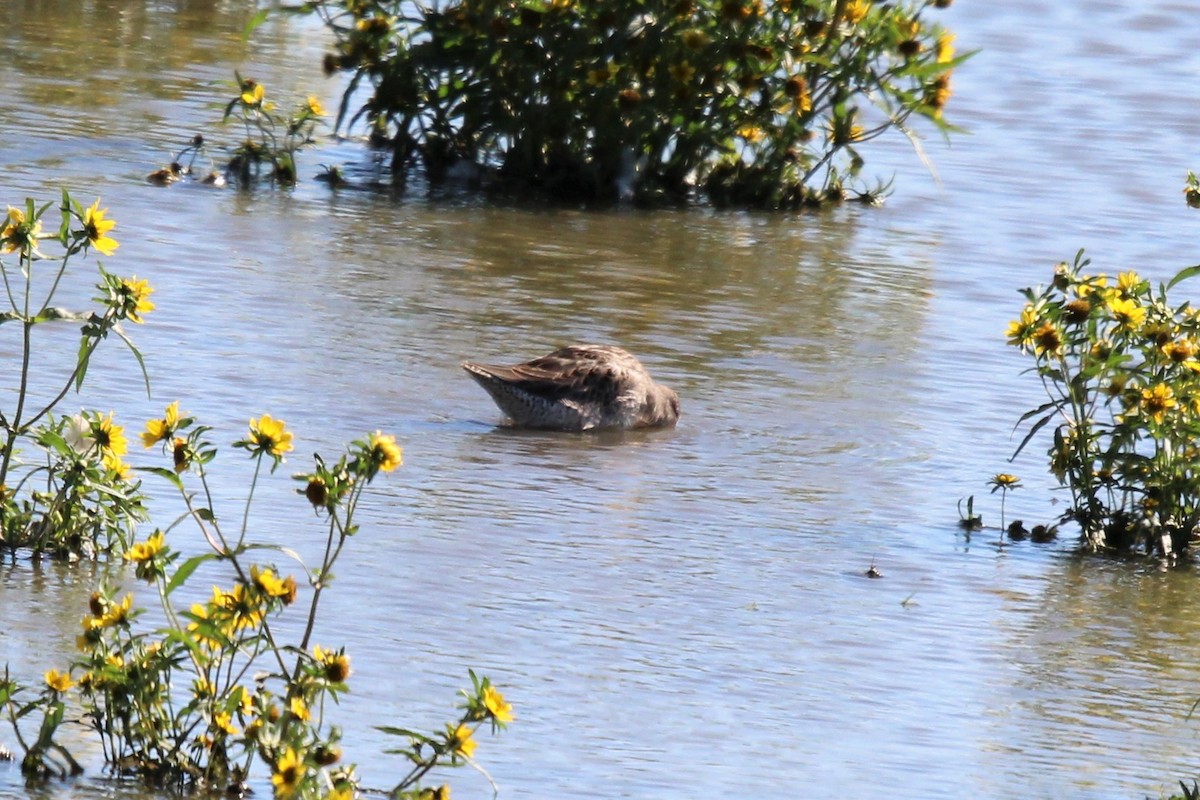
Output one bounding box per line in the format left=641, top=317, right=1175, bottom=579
left=462, top=345, right=680, bottom=431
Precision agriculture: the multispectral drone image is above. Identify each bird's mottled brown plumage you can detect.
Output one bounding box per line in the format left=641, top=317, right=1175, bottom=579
left=462, top=345, right=680, bottom=431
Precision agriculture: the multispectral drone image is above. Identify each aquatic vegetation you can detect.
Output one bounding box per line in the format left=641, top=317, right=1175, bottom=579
left=1007, top=250, right=1200, bottom=555
left=302, top=0, right=965, bottom=207
left=223, top=73, right=328, bottom=186
left=2, top=410, right=512, bottom=797
left=0, top=193, right=151, bottom=558
left=148, top=75, right=327, bottom=188
left=986, top=472, right=1021, bottom=531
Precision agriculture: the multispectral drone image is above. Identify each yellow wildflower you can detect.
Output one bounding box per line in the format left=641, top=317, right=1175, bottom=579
left=1163, top=339, right=1198, bottom=363
left=217, top=583, right=265, bottom=631
left=1108, top=296, right=1146, bottom=332
left=83, top=198, right=118, bottom=256
left=289, top=696, right=311, bottom=722
left=784, top=76, right=812, bottom=114
left=447, top=723, right=477, bottom=759
left=314, top=645, right=352, bottom=683
left=121, top=276, right=155, bottom=323
left=843, top=0, right=870, bottom=24
left=1032, top=322, right=1063, bottom=357
left=1141, top=383, right=1176, bottom=424
left=251, top=565, right=295, bottom=602
left=141, top=401, right=181, bottom=447
left=82, top=592, right=135, bottom=636
left=1116, top=270, right=1142, bottom=295
left=483, top=685, right=514, bottom=723
left=103, top=451, right=131, bottom=480
left=1075, top=275, right=1109, bottom=298
left=935, top=32, right=955, bottom=63
left=246, top=414, right=294, bottom=457
left=172, top=437, right=190, bottom=473
left=1006, top=306, right=1039, bottom=349
left=271, top=747, right=305, bottom=798
left=304, top=96, right=326, bottom=117
left=1, top=205, right=42, bottom=255
left=369, top=431, right=403, bottom=472
left=92, top=412, right=127, bottom=458
left=737, top=124, right=764, bottom=143
left=187, top=600, right=224, bottom=650
left=125, top=530, right=165, bottom=563
left=104, top=593, right=135, bottom=626
left=304, top=476, right=328, bottom=507
left=44, top=669, right=73, bottom=693
left=214, top=711, right=239, bottom=736
left=241, top=80, right=265, bottom=106
left=989, top=473, right=1021, bottom=489
left=924, top=74, right=952, bottom=116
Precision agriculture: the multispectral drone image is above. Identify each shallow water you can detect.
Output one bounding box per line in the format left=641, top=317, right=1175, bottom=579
left=3, top=2, right=1200, bottom=798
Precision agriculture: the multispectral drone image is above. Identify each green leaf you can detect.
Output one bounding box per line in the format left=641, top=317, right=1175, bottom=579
left=166, top=552, right=217, bottom=596
left=138, top=466, right=185, bottom=491
left=114, top=326, right=151, bottom=398
left=1011, top=412, right=1057, bottom=461
left=1166, top=264, right=1200, bottom=292
left=243, top=8, right=271, bottom=41
left=377, top=726, right=434, bottom=743
left=74, top=336, right=92, bottom=393
left=31, top=308, right=85, bottom=324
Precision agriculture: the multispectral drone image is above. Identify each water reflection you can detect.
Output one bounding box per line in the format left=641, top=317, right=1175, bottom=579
left=975, top=556, right=1200, bottom=797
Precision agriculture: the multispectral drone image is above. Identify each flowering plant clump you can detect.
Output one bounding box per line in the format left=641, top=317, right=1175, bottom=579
left=1008, top=250, right=1200, bottom=554
left=0, top=193, right=151, bottom=558
left=3, top=410, right=512, bottom=798
left=222, top=73, right=328, bottom=186
left=305, top=0, right=964, bottom=207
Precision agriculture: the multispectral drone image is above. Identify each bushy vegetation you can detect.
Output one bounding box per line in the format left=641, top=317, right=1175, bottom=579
left=1, top=197, right=511, bottom=800
left=148, top=75, right=328, bottom=188
left=1007, top=251, right=1200, bottom=555
left=0, top=194, right=151, bottom=557
left=306, top=0, right=962, bottom=206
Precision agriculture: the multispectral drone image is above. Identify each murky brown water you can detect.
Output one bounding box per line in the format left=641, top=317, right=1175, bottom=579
left=4, top=2, right=1200, bottom=798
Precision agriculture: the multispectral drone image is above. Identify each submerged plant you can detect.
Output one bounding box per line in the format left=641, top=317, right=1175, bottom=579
left=0, top=193, right=151, bottom=558
left=1008, top=251, right=1200, bottom=555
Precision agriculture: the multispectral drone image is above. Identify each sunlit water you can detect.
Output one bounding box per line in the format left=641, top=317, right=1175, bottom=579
left=3, top=2, right=1200, bottom=799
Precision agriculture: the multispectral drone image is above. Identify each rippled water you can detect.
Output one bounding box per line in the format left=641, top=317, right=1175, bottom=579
left=4, top=2, right=1200, bottom=799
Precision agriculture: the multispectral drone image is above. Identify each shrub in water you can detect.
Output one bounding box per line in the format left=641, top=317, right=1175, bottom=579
left=307, top=0, right=963, bottom=206
left=1008, top=251, right=1200, bottom=555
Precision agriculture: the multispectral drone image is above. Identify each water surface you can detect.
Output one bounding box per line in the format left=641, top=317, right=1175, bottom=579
left=3, top=2, right=1200, bottom=799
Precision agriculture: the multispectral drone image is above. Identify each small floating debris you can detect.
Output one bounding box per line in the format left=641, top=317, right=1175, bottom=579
left=865, top=563, right=883, bottom=579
